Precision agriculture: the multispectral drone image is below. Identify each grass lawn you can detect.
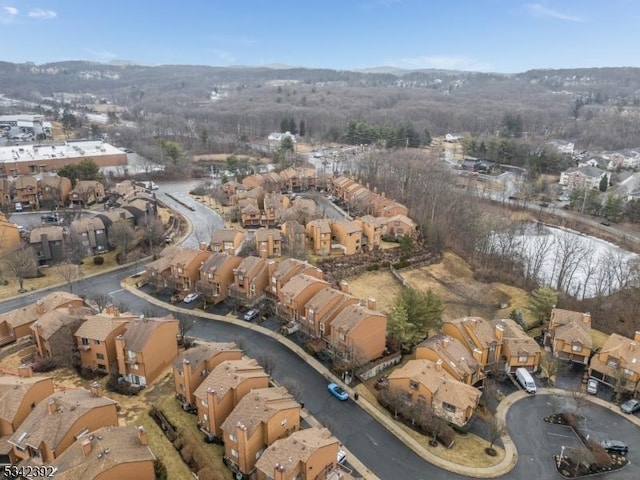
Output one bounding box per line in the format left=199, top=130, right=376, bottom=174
left=354, top=382, right=505, bottom=468
left=347, top=270, right=403, bottom=313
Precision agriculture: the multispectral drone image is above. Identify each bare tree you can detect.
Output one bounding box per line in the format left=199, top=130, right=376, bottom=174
left=279, top=378, right=304, bottom=403
left=141, top=213, right=166, bottom=252
left=541, top=352, right=561, bottom=386
left=56, top=262, right=82, bottom=293
left=569, top=387, right=589, bottom=417
left=3, top=246, right=38, bottom=292
left=552, top=232, right=588, bottom=293
left=486, top=414, right=507, bottom=453
left=87, top=292, right=112, bottom=312
left=108, top=220, right=136, bottom=263
left=522, top=233, right=555, bottom=287
left=66, top=230, right=87, bottom=265
left=258, top=352, right=277, bottom=376
left=178, top=315, right=196, bottom=342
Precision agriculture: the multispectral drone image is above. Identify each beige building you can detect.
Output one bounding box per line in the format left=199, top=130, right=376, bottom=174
left=229, top=256, right=269, bottom=306
left=195, top=359, right=269, bottom=441
left=387, top=359, right=481, bottom=427
left=254, top=427, right=341, bottom=480
left=355, top=215, right=382, bottom=251
left=197, top=252, right=243, bottom=304
left=69, top=180, right=106, bottom=207
left=546, top=309, right=592, bottom=365
left=221, top=387, right=301, bottom=477
left=491, top=319, right=541, bottom=373
left=46, top=425, right=156, bottom=480
left=306, top=219, right=332, bottom=256
left=416, top=335, right=485, bottom=386
left=382, top=214, right=418, bottom=238
left=268, top=259, right=323, bottom=299
left=443, top=317, right=502, bottom=369
left=329, top=302, right=387, bottom=365
left=173, top=342, right=242, bottom=410
left=8, top=386, right=118, bottom=464
left=278, top=274, right=329, bottom=321
left=330, top=220, right=363, bottom=255
left=255, top=228, right=283, bottom=258
left=74, top=310, right=136, bottom=373
left=115, top=316, right=179, bottom=387
left=210, top=228, right=247, bottom=255
left=168, top=248, right=212, bottom=293
left=589, top=331, right=640, bottom=394
left=303, top=287, right=358, bottom=339
left=0, top=212, right=21, bottom=257
left=0, top=292, right=86, bottom=346
left=0, top=375, right=54, bottom=437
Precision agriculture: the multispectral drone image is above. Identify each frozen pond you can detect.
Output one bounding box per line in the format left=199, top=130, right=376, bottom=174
left=492, top=223, right=638, bottom=299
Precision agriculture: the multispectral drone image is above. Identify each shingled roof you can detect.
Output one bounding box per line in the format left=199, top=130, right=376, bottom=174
left=172, top=342, right=241, bottom=371
left=194, top=359, right=267, bottom=400
left=119, top=316, right=177, bottom=353
left=0, top=376, right=54, bottom=426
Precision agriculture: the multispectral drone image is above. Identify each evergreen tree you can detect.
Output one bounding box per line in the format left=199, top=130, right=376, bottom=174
left=599, top=175, right=608, bottom=192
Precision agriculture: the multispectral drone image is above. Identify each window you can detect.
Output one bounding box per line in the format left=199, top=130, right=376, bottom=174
left=178, top=267, right=183, bottom=274
left=280, top=419, right=287, bottom=427
left=231, top=449, right=238, bottom=458
left=97, top=363, right=106, bottom=370
left=319, top=323, right=325, bottom=333
left=518, top=355, right=528, bottom=363
left=256, top=448, right=264, bottom=459
left=208, top=273, right=213, bottom=279
left=96, top=353, right=104, bottom=360
left=203, top=413, right=208, bottom=421
left=127, top=350, right=136, bottom=361
left=624, top=368, right=634, bottom=376
left=131, top=364, right=138, bottom=370
left=339, top=333, right=346, bottom=341
left=442, top=402, right=456, bottom=413
left=81, top=338, right=89, bottom=346
left=201, top=399, right=208, bottom=407
left=409, top=380, right=419, bottom=390
left=94, top=340, right=101, bottom=345
left=229, top=433, right=236, bottom=442
left=607, top=358, right=618, bottom=369
left=571, top=344, right=582, bottom=352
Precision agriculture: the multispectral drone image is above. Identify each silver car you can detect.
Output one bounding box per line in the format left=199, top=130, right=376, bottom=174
left=620, top=398, right=640, bottom=414
left=586, top=378, right=598, bottom=395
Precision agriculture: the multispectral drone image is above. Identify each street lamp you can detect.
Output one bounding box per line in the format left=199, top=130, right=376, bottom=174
left=557, top=445, right=565, bottom=468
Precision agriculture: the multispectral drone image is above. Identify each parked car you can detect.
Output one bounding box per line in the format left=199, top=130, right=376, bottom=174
left=183, top=292, right=200, bottom=304
left=14, top=202, right=23, bottom=212
left=620, top=398, right=640, bottom=414
left=327, top=383, right=348, bottom=401
left=600, top=439, right=628, bottom=455
left=41, top=214, right=60, bottom=224
left=243, top=309, right=260, bottom=321
left=586, top=378, right=599, bottom=395
left=337, top=449, right=347, bottom=464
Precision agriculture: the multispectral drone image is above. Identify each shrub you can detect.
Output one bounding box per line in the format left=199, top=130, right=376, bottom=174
left=106, top=374, right=140, bottom=396
left=197, top=468, right=216, bottom=480
left=587, top=439, right=613, bottom=468
left=437, top=425, right=456, bottom=448
left=93, top=256, right=104, bottom=265
left=32, top=359, right=57, bottom=372
left=154, top=459, right=168, bottom=480
left=180, top=443, right=194, bottom=465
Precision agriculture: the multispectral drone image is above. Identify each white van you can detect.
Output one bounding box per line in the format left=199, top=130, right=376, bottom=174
left=515, top=368, right=536, bottom=394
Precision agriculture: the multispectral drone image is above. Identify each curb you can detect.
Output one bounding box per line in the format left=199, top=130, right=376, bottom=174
left=122, top=282, right=519, bottom=478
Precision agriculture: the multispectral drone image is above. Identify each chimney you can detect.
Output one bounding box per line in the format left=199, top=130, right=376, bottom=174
left=634, top=331, right=640, bottom=343
left=273, top=463, right=287, bottom=480
left=494, top=323, right=504, bottom=342
left=18, top=364, right=33, bottom=378
left=90, top=381, right=103, bottom=397
left=36, top=300, right=45, bottom=314
left=136, top=426, right=148, bottom=445
left=582, top=312, right=591, bottom=324
left=339, top=280, right=350, bottom=293
left=436, top=359, right=443, bottom=371
left=367, top=297, right=377, bottom=311
left=47, top=398, right=57, bottom=414
left=199, top=242, right=208, bottom=251
left=630, top=341, right=637, bottom=352
left=442, top=337, right=450, bottom=348
left=105, top=304, right=120, bottom=317
left=81, top=437, right=92, bottom=456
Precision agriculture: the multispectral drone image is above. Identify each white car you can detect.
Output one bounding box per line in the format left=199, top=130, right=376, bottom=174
left=183, top=292, right=200, bottom=303
left=587, top=378, right=598, bottom=395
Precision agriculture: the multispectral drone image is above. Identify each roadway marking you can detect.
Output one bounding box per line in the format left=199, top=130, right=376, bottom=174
left=108, top=289, right=123, bottom=295
left=366, top=434, right=378, bottom=446
left=547, top=432, right=575, bottom=438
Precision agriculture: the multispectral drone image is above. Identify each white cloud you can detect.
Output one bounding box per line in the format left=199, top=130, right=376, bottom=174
left=525, top=3, right=586, bottom=22
left=387, top=55, right=492, bottom=72
left=0, top=6, right=18, bottom=23
left=28, top=8, right=57, bottom=19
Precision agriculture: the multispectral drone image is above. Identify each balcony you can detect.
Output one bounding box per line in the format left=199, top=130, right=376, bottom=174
left=125, top=358, right=138, bottom=365
left=78, top=344, right=91, bottom=351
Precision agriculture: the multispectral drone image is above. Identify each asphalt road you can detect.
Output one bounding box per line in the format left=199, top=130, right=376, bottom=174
left=507, top=394, right=639, bottom=480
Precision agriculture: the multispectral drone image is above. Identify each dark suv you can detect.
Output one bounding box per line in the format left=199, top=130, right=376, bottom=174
left=601, top=440, right=628, bottom=455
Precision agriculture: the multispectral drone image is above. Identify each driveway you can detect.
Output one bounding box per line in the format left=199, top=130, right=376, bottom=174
left=507, top=394, right=639, bottom=480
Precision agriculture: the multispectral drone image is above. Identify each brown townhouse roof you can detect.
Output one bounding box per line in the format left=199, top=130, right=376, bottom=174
left=121, top=197, right=154, bottom=213
left=272, top=258, right=312, bottom=280
left=446, top=317, right=499, bottom=351
left=387, top=213, right=416, bottom=228
left=491, top=319, right=541, bottom=357
left=0, top=376, right=53, bottom=425
left=169, top=247, right=209, bottom=268
left=47, top=425, right=155, bottom=480
left=200, top=252, right=233, bottom=275
left=119, top=316, right=177, bottom=353
left=8, top=389, right=117, bottom=452
left=281, top=274, right=328, bottom=301
left=31, top=306, right=94, bottom=340
left=255, top=427, right=338, bottom=475
left=211, top=228, right=244, bottom=244
left=242, top=174, right=264, bottom=188
left=389, top=359, right=481, bottom=411
left=235, top=256, right=266, bottom=278
left=357, top=215, right=377, bottom=224
left=146, top=245, right=192, bottom=272
left=220, top=387, right=299, bottom=436
left=333, top=220, right=362, bottom=235
left=331, top=303, right=385, bottom=334
left=39, top=175, right=67, bottom=188
left=245, top=187, right=263, bottom=199
left=555, top=321, right=592, bottom=348
left=15, top=175, right=37, bottom=189
left=279, top=168, right=298, bottom=180
left=307, top=219, right=331, bottom=234
left=291, top=198, right=316, bottom=212
left=305, top=287, right=354, bottom=313
left=194, top=359, right=267, bottom=400
left=255, top=228, right=282, bottom=242
left=96, top=208, right=134, bottom=223
left=172, top=342, right=240, bottom=371
left=29, top=225, right=64, bottom=242
left=241, top=202, right=261, bottom=215
left=418, top=335, right=480, bottom=378
left=593, top=333, right=640, bottom=376
left=0, top=291, right=85, bottom=330
left=71, top=217, right=107, bottom=234
left=74, top=314, right=135, bottom=342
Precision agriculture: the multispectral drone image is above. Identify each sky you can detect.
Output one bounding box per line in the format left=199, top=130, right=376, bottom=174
left=1, top=1, right=639, bottom=73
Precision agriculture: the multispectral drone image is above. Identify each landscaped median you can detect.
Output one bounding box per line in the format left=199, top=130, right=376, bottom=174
left=122, top=281, right=520, bottom=478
